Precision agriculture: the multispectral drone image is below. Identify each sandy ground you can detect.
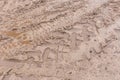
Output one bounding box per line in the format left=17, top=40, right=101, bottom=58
left=0, top=0, right=120, bottom=80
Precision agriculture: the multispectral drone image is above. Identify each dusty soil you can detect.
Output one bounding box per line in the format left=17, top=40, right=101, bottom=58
left=0, top=0, right=120, bottom=80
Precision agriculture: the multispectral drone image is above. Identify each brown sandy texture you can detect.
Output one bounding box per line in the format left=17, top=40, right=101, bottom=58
left=0, top=0, right=120, bottom=80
